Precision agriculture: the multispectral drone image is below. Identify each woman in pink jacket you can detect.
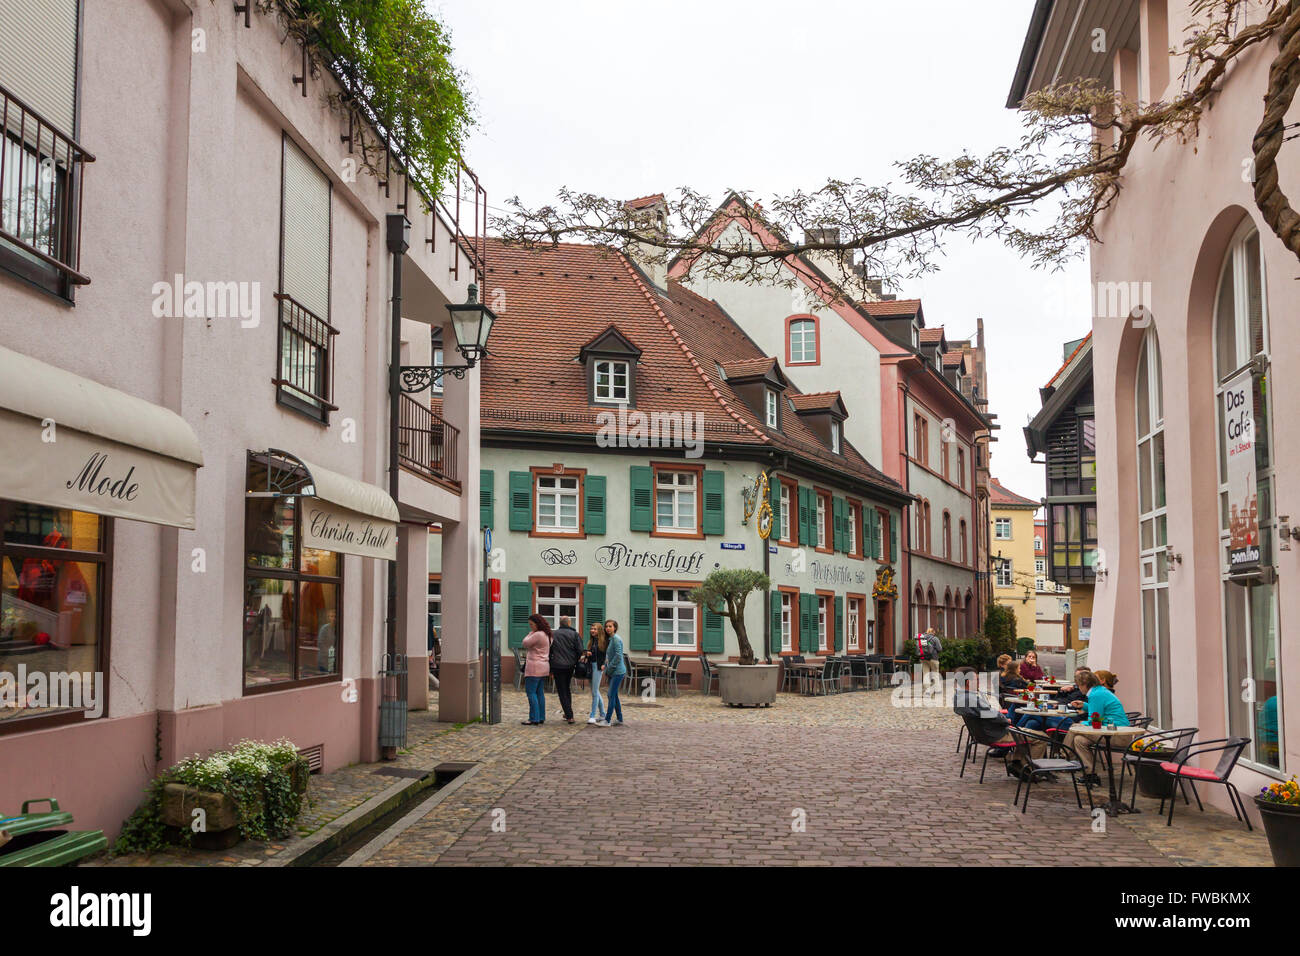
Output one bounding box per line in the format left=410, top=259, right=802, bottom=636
left=521, top=614, right=552, bottom=725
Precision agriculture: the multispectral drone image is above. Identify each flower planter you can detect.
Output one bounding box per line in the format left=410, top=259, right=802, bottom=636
left=716, top=663, right=779, bottom=707
left=1134, top=759, right=1176, bottom=799
left=1256, top=799, right=1300, bottom=867
left=160, top=784, right=243, bottom=849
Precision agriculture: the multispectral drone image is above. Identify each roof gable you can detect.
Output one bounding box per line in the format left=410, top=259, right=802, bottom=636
left=578, top=324, right=643, bottom=362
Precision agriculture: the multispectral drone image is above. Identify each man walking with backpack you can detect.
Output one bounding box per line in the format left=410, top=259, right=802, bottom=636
left=549, top=616, right=584, bottom=724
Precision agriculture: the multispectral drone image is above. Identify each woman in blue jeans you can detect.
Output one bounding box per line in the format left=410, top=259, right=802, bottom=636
left=600, top=619, right=626, bottom=726
left=582, top=623, right=606, bottom=724
left=521, top=614, right=552, bottom=725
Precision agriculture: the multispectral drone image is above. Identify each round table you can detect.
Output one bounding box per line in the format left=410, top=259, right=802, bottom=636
left=1067, top=724, right=1146, bottom=815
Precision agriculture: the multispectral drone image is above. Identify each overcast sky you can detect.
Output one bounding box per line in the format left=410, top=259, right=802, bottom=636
left=436, top=0, right=1093, bottom=503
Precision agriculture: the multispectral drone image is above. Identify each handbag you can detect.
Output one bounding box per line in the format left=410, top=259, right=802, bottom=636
left=574, top=659, right=590, bottom=680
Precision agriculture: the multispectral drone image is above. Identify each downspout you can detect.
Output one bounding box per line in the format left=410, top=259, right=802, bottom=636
left=383, top=214, right=408, bottom=760
left=899, top=361, right=922, bottom=642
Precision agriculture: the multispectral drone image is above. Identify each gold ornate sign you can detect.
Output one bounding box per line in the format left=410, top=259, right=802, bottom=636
left=872, top=563, right=898, bottom=600
left=741, top=470, right=774, bottom=540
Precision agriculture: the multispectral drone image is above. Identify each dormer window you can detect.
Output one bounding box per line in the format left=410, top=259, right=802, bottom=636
left=765, top=389, right=778, bottom=428
left=831, top=420, right=841, bottom=454
left=594, top=359, right=629, bottom=404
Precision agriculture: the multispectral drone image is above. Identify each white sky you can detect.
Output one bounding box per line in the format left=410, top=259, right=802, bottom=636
left=435, top=0, right=1094, bottom=502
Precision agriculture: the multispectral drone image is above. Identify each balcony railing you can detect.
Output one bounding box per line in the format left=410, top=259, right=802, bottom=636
left=273, top=292, right=339, bottom=418
left=0, top=81, right=95, bottom=286
left=399, top=393, right=459, bottom=486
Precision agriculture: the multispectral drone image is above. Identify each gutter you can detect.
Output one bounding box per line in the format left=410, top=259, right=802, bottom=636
left=1006, top=0, right=1056, bottom=108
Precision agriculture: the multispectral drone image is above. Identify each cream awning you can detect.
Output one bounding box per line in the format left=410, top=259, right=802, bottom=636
left=0, top=344, right=203, bottom=529
left=280, top=453, right=398, bottom=561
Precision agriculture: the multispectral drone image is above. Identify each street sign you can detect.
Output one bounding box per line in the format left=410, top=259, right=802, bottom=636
left=489, top=577, right=501, bottom=603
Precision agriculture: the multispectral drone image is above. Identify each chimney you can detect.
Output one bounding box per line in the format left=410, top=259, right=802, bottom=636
left=624, top=193, right=669, bottom=289
left=803, top=227, right=847, bottom=278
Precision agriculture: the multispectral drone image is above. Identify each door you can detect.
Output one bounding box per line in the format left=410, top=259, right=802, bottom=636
left=876, top=599, right=893, bottom=655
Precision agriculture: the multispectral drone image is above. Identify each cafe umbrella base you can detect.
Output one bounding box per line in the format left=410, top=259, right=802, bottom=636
left=1256, top=799, right=1300, bottom=867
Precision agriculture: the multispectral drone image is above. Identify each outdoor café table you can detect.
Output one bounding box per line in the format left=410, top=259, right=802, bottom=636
left=1067, top=724, right=1146, bottom=816
left=787, top=660, right=825, bottom=694
left=628, top=657, right=668, bottom=689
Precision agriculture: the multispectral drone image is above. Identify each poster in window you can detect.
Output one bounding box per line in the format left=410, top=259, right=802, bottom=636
left=1222, top=367, right=1259, bottom=571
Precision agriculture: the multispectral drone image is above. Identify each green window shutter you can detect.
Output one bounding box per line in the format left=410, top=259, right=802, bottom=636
left=480, top=469, right=495, bottom=530
left=703, top=607, right=725, bottom=654
left=629, top=466, right=653, bottom=532
left=770, top=592, right=783, bottom=654
left=702, top=470, right=725, bottom=535
left=868, top=508, right=878, bottom=559
left=768, top=473, right=781, bottom=537
left=834, top=596, right=845, bottom=652
left=584, top=475, right=606, bottom=535
left=798, top=487, right=810, bottom=547
left=584, top=584, right=606, bottom=634
left=889, top=514, right=898, bottom=563
left=800, top=593, right=813, bottom=652
left=508, top=471, right=532, bottom=532
left=833, top=498, right=845, bottom=552
left=507, top=581, right=532, bottom=649
left=629, top=585, right=653, bottom=651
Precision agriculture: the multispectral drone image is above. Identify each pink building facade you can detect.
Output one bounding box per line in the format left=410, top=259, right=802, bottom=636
left=0, top=0, right=484, bottom=838
left=1011, top=0, right=1299, bottom=814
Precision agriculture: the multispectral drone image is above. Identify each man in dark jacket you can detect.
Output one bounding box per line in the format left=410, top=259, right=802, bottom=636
left=549, top=616, right=584, bottom=724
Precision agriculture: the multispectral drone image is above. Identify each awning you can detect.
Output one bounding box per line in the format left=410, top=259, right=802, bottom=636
left=266, top=451, right=398, bottom=561
left=0, top=344, right=203, bottom=529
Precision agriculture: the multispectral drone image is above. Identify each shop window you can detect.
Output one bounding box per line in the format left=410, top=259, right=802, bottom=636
left=0, top=502, right=107, bottom=728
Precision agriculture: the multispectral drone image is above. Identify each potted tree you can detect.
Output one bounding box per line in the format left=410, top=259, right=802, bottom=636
left=689, top=569, right=776, bottom=707
left=1256, top=778, right=1300, bottom=867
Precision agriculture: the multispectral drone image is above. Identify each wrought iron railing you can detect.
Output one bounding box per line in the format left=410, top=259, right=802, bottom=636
left=0, top=81, right=94, bottom=285
left=399, top=393, right=459, bottom=484
left=273, top=292, right=339, bottom=413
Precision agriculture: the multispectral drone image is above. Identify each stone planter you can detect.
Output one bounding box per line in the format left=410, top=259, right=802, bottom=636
left=716, top=663, right=779, bottom=707
left=1256, top=799, right=1300, bottom=867
left=160, top=784, right=242, bottom=849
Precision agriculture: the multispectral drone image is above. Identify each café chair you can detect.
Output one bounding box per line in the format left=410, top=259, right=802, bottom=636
left=1120, top=727, right=1197, bottom=811
left=958, top=712, right=1016, bottom=783
left=1157, top=737, right=1253, bottom=830
left=782, top=655, right=805, bottom=693
left=1007, top=726, right=1094, bottom=814
left=699, top=654, right=720, bottom=696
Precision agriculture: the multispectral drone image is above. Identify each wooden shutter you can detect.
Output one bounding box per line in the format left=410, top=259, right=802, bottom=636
left=479, top=469, right=494, bottom=530
left=584, top=475, right=606, bottom=534
left=799, top=593, right=814, bottom=652
left=833, top=498, right=845, bottom=552
left=769, top=592, right=783, bottom=654
left=869, top=509, right=879, bottom=559
left=281, top=136, right=332, bottom=319
left=0, top=0, right=79, bottom=135
left=629, top=466, right=653, bottom=531
left=584, top=584, right=606, bottom=634
left=702, top=469, right=725, bottom=535
left=508, top=471, right=532, bottom=531
left=507, top=581, right=532, bottom=649
left=834, top=596, right=844, bottom=651
left=628, top=585, right=653, bottom=651
left=768, top=473, right=781, bottom=537
left=798, top=487, right=811, bottom=547
left=703, top=607, right=725, bottom=654
left=889, top=513, right=898, bottom=563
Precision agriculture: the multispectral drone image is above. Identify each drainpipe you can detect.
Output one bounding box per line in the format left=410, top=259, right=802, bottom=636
left=383, top=214, right=409, bottom=760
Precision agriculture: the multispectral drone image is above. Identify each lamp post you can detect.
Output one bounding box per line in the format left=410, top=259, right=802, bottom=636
left=398, top=282, right=496, bottom=393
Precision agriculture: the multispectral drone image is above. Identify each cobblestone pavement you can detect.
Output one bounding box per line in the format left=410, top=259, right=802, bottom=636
left=88, top=680, right=1273, bottom=867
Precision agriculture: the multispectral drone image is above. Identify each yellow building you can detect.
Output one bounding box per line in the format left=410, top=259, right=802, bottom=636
left=989, top=478, right=1039, bottom=643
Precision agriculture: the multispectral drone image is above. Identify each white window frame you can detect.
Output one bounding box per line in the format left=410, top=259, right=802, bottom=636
left=536, top=474, right=581, bottom=534
left=817, top=595, right=829, bottom=652
left=1136, top=324, right=1171, bottom=729
left=535, top=582, right=580, bottom=632
left=765, top=389, right=778, bottom=428
left=432, top=347, right=445, bottom=394
left=846, top=503, right=857, bottom=556
left=830, top=420, right=841, bottom=454
left=789, top=319, right=817, bottom=363
left=847, top=598, right=861, bottom=651
left=780, top=592, right=793, bottom=652
left=996, top=559, right=1013, bottom=588
left=427, top=578, right=442, bottom=633
left=655, top=587, right=697, bottom=651
left=816, top=494, right=827, bottom=549
left=994, top=517, right=1012, bottom=540
left=779, top=483, right=791, bottom=543
left=593, top=359, right=630, bottom=404
left=655, top=469, right=698, bottom=534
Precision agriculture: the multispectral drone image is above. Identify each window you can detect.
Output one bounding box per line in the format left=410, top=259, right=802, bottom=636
left=277, top=135, right=336, bottom=421
left=431, top=347, right=445, bottom=394
left=1034, top=535, right=1043, bottom=552
left=243, top=459, right=343, bottom=690
left=817, top=595, right=829, bottom=652
left=656, top=469, right=698, bottom=534
left=816, top=493, right=828, bottom=549
left=780, top=591, right=794, bottom=652
left=915, top=501, right=927, bottom=554
left=1035, top=558, right=1046, bottom=576
left=0, top=0, right=90, bottom=296
left=830, top=420, right=841, bottom=454
left=536, top=475, right=581, bottom=533
left=846, top=502, right=858, bottom=557
left=594, top=359, right=630, bottom=404
left=913, top=413, right=929, bottom=465
left=957, top=448, right=966, bottom=489
left=940, top=440, right=949, bottom=479
left=765, top=389, right=778, bottom=428
left=1214, top=222, right=1279, bottom=769
left=536, top=582, right=580, bottom=631
left=0, top=503, right=108, bottom=727
left=779, top=482, right=792, bottom=544
left=655, top=587, right=698, bottom=651
left=427, top=576, right=442, bottom=637
left=996, top=560, right=1013, bottom=588
left=788, top=318, right=817, bottom=364
left=942, top=512, right=952, bottom=560
left=994, top=517, right=1012, bottom=540
left=847, top=597, right=862, bottom=651
left=959, top=519, right=968, bottom=565
left=1135, top=324, right=1171, bottom=729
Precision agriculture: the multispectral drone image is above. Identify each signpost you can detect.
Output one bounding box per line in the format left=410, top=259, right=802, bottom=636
left=1223, top=367, right=1260, bottom=573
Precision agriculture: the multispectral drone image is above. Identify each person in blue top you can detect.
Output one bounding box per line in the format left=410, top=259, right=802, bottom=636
left=1062, top=669, right=1129, bottom=781
left=599, top=619, right=626, bottom=727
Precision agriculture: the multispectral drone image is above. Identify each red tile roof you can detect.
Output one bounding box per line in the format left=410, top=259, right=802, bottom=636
left=1047, top=331, right=1092, bottom=388
left=719, top=357, right=777, bottom=379
left=919, top=327, right=946, bottom=344
left=625, top=193, right=666, bottom=210
left=860, top=298, right=922, bottom=317
left=989, top=477, right=1039, bottom=508
left=942, top=350, right=965, bottom=368
left=789, top=391, right=842, bottom=412
left=477, top=239, right=904, bottom=496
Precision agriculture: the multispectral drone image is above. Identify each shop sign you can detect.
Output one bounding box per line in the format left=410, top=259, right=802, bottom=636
left=594, top=542, right=707, bottom=574
left=301, top=498, right=396, bottom=561
left=1223, top=367, right=1260, bottom=571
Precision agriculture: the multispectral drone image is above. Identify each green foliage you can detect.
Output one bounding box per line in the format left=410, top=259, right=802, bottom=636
left=1016, top=636, right=1036, bottom=656
left=115, top=739, right=309, bottom=854
left=980, top=604, right=1018, bottom=658
left=938, top=637, right=993, bottom=672
left=688, top=568, right=771, bottom=618
left=267, top=0, right=476, bottom=197
left=902, top=637, right=921, bottom=664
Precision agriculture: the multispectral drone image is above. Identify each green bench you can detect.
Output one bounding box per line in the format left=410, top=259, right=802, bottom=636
left=0, top=798, right=107, bottom=867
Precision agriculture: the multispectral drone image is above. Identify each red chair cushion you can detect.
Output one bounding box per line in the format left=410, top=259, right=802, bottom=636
left=989, top=742, right=1015, bottom=749
left=1158, top=761, right=1221, bottom=781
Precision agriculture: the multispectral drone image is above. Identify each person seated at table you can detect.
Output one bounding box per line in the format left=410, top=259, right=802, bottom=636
left=999, top=659, right=1028, bottom=695
left=995, top=654, right=1012, bottom=673
left=1052, top=667, right=1091, bottom=712
left=955, top=670, right=1044, bottom=770
left=1062, top=669, right=1130, bottom=781
left=1093, top=668, right=1119, bottom=691
left=1019, top=650, right=1045, bottom=682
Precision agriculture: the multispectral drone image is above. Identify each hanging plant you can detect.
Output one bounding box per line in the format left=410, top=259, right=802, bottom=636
left=248, top=0, right=476, bottom=201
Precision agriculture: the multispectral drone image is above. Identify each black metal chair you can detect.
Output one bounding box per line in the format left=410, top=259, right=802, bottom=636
left=661, top=655, right=681, bottom=698
left=809, top=659, right=839, bottom=696
left=782, top=655, right=805, bottom=693
left=1007, top=726, right=1093, bottom=814
left=1158, top=737, right=1253, bottom=830
left=958, top=711, right=1016, bottom=783
left=699, top=654, right=719, bottom=696
left=1119, top=727, right=1198, bottom=811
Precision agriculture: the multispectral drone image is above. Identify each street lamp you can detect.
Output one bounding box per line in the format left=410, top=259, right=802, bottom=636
left=399, top=282, right=496, bottom=393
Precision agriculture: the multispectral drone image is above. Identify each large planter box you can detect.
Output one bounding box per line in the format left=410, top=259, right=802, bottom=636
left=160, top=784, right=240, bottom=832
left=1134, top=758, right=1177, bottom=799
left=716, top=663, right=779, bottom=707
left=1256, top=799, right=1300, bottom=867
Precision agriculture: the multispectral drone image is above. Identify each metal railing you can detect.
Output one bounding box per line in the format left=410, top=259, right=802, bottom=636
left=273, top=292, right=339, bottom=412
left=0, top=81, right=95, bottom=285
left=399, top=393, right=459, bottom=484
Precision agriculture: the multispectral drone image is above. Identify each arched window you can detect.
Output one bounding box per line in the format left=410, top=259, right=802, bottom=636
left=959, top=519, right=968, bottom=565
left=942, top=511, right=952, bottom=560
left=1214, top=221, right=1279, bottom=769
left=1135, top=323, right=1170, bottom=727
left=943, top=588, right=953, bottom=637
left=926, top=585, right=938, bottom=632
left=915, top=500, right=927, bottom=554
left=913, top=582, right=925, bottom=635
